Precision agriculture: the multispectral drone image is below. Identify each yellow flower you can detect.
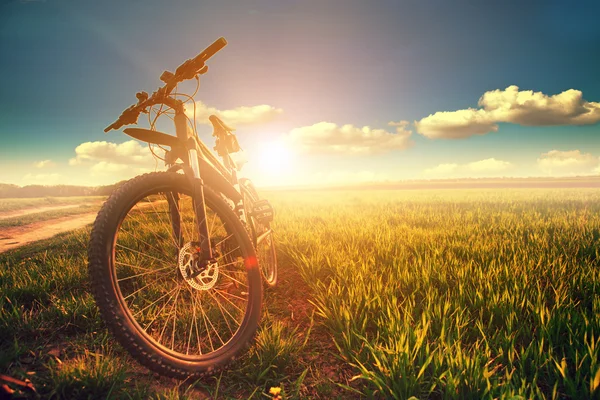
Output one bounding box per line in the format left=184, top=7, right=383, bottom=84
left=269, top=386, right=282, bottom=396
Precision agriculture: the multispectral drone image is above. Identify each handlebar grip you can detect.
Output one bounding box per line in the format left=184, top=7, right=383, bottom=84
left=104, top=122, right=118, bottom=133
left=105, top=37, right=227, bottom=133
left=200, top=37, right=228, bottom=61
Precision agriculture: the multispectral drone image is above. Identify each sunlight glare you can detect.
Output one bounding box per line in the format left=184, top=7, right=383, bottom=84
left=257, top=140, right=295, bottom=174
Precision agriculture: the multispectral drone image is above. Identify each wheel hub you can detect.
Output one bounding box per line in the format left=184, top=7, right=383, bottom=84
left=178, top=242, right=219, bottom=290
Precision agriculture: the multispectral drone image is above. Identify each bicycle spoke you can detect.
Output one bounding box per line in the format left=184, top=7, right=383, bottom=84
left=185, top=286, right=196, bottom=355
left=169, top=192, right=193, bottom=245
left=193, top=290, right=203, bottom=355
left=123, top=273, right=171, bottom=301
left=117, top=265, right=171, bottom=282
left=158, top=285, right=181, bottom=345
left=206, top=290, right=234, bottom=336
left=216, top=246, right=241, bottom=262
left=197, top=294, right=215, bottom=352
left=132, top=201, right=177, bottom=252
left=115, top=261, right=166, bottom=271
left=209, top=211, right=218, bottom=237
left=134, top=285, right=179, bottom=319
left=116, top=243, right=172, bottom=266
left=219, top=271, right=248, bottom=288
left=211, top=289, right=245, bottom=315
left=214, top=258, right=244, bottom=271
left=213, top=288, right=247, bottom=303
left=213, top=233, right=234, bottom=249
left=206, top=290, right=238, bottom=335
left=171, top=285, right=179, bottom=350
left=146, top=195, right=180, bottom=249
left=119, top=226, right=171, bottom=263
left=143, top=281, right=179, bottom=331
left=198, top=295, right=225, bottom=347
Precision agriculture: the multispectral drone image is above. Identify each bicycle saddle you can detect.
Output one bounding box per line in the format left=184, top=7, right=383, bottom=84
left=209, top=115, right=235, bottom=133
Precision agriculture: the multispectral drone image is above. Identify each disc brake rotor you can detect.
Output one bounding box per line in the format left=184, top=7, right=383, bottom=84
left=178, top=242, right=219, bottom=290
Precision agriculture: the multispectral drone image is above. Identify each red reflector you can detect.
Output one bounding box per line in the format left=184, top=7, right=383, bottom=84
left=245, top=256, right=258, bottom=269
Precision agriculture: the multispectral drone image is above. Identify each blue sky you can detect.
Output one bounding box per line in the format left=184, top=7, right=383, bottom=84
left=1, top=0, right=599, bottom=187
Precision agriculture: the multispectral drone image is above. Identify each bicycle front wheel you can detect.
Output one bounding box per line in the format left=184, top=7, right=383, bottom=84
left=88, top=172, right=262, bottom=379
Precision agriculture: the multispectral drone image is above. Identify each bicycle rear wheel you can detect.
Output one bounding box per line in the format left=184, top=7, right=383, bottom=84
left=241, top=179, right=277, bottom=286
left=88, top=172, right=261, bottom=379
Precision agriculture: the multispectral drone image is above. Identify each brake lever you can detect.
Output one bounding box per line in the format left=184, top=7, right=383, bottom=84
left=136, top=91, right=149, bottom=103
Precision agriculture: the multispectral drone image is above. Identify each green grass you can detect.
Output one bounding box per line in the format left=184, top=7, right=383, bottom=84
left=274, top=188, right=600, bottom=399
left=0, top=196, right=104, bottom=214
left=1, top=188, right=599, bottom=398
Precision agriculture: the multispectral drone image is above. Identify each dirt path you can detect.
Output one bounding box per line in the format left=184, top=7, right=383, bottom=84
left=0, top=213, right=97, bottom=253
left=0, top=200, right=168, bottom=254
left=0, top=204, right=92, bottom=220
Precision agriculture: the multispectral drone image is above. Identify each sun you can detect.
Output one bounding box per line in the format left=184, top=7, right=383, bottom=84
left=257, top=140, right=295, bottom=174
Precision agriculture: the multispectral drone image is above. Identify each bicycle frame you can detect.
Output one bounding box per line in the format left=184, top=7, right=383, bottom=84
left=167, top=99, right=246, bottom=264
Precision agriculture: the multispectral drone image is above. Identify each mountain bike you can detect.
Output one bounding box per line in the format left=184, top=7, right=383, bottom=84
left=88, top=37, right=277, bottom=379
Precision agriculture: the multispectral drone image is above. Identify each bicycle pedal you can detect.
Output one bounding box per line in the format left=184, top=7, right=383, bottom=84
left=251, top=199, right=274, bottom=223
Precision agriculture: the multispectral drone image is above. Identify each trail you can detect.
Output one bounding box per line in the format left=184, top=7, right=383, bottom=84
left=0, top=204, right=92, bottom=220
left=0, top=213, right=97, bottom=253
left=0, top=200, right=166, bottom=254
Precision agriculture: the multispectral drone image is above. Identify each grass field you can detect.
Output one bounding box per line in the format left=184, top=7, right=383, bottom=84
left=1, top=188, right=600, bottom=398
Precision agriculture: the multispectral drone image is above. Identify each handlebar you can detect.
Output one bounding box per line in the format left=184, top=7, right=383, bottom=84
left=199, top=37, right=228, bottom=63
left=104, top=37, right=228, bottom=133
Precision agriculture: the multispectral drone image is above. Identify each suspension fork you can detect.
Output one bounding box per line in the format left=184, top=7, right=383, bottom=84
left=166, top=191, right=183, bottom=248
left=189, top=148, right=214, bottom=260
left=173, top=107, right=214, bottom=261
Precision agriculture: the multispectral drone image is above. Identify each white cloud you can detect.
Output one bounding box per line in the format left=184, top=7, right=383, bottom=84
left=69, top=140, right=156, bottom=166
left=480, top=86, right=600, bottom=126
left=537, top=150, right=600, bottom=176
left=423, top=158, right=514, bottom=178
left=424, top=163, right=459, bottom=176
left=388, top=120, right=410, bottom=128
left=466, top=158, right=512, bottom=172
left=68, top=140, right=161, bottom=183
left=90, top=162, right=131, bottom=174
left=22, top=173, right=63, bottom=185
left=33, top=160, right=55, bottom=168
left=286, top=121, right=412, bottom=155
left=415, top=109, right=498, bottom=139
left=186, top=101, right=283, bottom=126
left=415, top=85, right=600, bottom=139
left=89, top=162, right=153, bottom=179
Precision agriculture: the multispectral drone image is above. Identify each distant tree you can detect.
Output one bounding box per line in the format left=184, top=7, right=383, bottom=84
left=0, top=183, right=20, bottom=198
